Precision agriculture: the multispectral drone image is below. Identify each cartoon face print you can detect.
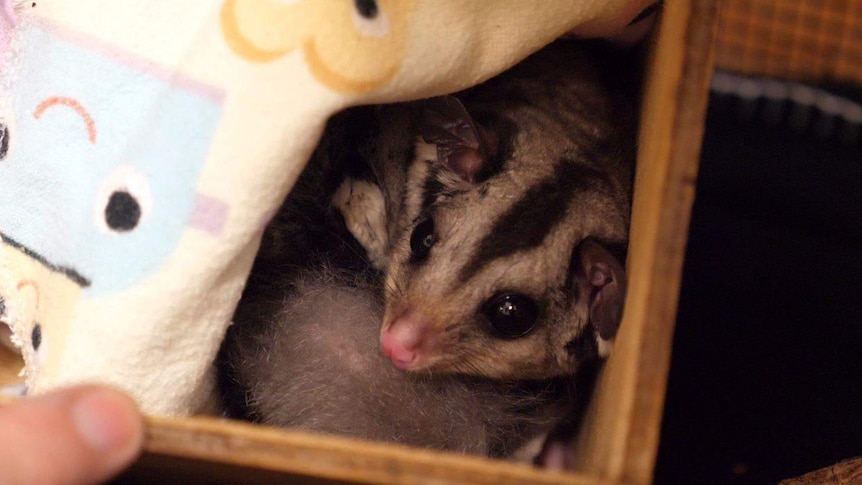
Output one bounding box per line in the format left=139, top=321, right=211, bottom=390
left=0, top=22, right=226, bottom=296
left=221, top=0, right=418, bottom=93
left=0, top=243, right=81, bottom=382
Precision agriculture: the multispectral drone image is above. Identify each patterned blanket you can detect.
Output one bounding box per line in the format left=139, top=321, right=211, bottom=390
left=0, top=0, right=632, bottom=415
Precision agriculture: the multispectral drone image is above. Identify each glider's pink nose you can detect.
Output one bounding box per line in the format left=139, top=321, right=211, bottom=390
left=381, top=333, right=416, bottom=369
left=380, top=314, right=428, bottom=370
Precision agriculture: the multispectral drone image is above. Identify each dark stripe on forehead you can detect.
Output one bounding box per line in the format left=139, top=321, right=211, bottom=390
left=459, top=161, right=605, bottom=282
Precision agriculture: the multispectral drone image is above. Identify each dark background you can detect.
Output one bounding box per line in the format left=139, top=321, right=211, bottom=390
left=654, top=85, right=862, bottom=483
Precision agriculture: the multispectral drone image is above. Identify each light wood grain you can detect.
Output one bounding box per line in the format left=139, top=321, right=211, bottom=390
left=125, top=415, right=609, bottom=485
left=570, top=1, right=721, bottom=484
left=779, top=457, right=862, bottom=485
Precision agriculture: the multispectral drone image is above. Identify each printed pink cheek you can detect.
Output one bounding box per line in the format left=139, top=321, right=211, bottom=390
left=0, top=0, right=14, bottom=30
left=188, top=193, right=229, bottom=236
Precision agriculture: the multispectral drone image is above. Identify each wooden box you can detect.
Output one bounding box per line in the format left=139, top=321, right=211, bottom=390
left=0, top=1, right=720, bottom=483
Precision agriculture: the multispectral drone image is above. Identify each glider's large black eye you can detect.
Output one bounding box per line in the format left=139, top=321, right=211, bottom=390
left=482, top=293, right=539, bottom=339
left=354, top=0, right=378, bottom=19
left=0, top=123, right=9, bottom=160
left=409, top=218, right=436, bottom=262
left=105, top=191, right=142, bottom=232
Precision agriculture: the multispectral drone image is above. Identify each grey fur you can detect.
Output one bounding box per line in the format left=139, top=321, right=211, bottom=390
left=224, top=267, right=572, bottom=457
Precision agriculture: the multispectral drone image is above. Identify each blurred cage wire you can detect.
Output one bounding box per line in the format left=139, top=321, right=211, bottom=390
left=709, top=0, right=862, bottom=145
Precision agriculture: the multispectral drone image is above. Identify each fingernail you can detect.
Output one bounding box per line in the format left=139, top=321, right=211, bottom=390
left=71, top=388, right=142, bottom=453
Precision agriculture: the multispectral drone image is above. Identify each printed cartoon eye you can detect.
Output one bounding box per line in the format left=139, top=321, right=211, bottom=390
left=30, top=322, right=47, bottom=369
left=482, top=293, right=539, bottom=339
left=31, top=323, right=41, bottom=351
left=0, top=122, right=9, bottom=161
left=94, top=165, right=153, bottom=234
left=409, top=217, right=436, bottom=262
left=352, top=0, right=390, bottom=38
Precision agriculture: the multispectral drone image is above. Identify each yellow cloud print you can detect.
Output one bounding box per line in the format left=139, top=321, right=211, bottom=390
left=221, top=0, right=417, bottom=93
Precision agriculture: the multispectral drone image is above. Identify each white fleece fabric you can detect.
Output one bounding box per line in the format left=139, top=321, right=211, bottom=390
left=0, top=0, right=631, bottom=416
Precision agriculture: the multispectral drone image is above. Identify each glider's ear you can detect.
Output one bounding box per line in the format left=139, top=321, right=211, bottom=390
left=419, top=96, right=487, bottom=183
left=573, top=239, right=627, bottom=340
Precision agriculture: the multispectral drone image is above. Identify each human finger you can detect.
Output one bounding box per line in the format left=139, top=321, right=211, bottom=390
left=0, top=385, right=145, bottom=485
